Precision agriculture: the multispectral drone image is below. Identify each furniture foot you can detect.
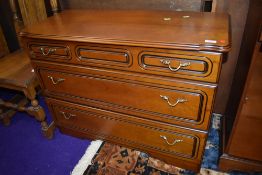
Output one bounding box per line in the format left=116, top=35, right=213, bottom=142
left=42, top=121, right=56, bottom=139
left=27, top=99, right=54, bottom=138
left=2, top=117, right=11, bottom=126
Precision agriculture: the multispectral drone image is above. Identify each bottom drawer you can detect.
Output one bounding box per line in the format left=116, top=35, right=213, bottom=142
left=46, top=98, right=207, bottom=170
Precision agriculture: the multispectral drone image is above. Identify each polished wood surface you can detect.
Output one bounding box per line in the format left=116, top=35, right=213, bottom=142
left=34, top=62, right=216, bottom=130
left=21, top=10, right=231, bottom=172
left=26, top=40, right=223, bottom=83
left=47, top=97, right=207, bottom=171
left=220, top=41, right=262, bottom=172
left=21, top=10, right=230, bottom=52
left=219, top=0, right=262, bottom=172
left=0, top=50, right=34, bottom=88
left=228, top=41, right=262, bottom=161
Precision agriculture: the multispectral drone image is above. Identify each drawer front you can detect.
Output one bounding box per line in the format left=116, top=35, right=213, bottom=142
left=38, top=68, right=214, bottom=128
left=47, top=98, right=206, bottom=161
left=28, top=42, right=71, bottom=60
left=75, top=45, right=132, bottom=68
left=138, top=50, right=222, bottom=83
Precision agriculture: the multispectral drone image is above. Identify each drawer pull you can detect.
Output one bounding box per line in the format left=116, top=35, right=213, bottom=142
left=60, top=111, right=76, bottom=120
left=160, top=59, right=190, bottom=72
left=48, top=76, right=65, bottom=85
left=160, top=95, right=187, bottom=107
left=40, top=47, right=56, bottom=56
left=160, top=135, right=183, bottom=146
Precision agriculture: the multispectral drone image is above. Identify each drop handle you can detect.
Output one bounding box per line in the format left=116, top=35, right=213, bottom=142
left=48, top=76, right=65, bottom=85
left=160, top=135, right=183, bottom=146
left=40, top=47, right=56, bottom=56
left=160, top=95, right=187, bottom=107
left=160, top=59, right=190, bottom=72
left=60, top=111, right=76, bottom=120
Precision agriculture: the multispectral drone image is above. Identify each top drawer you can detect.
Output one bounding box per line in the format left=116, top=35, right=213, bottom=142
left=138, top=50, right=222, bottom=83
left=28, top=42, right=71, bottom=60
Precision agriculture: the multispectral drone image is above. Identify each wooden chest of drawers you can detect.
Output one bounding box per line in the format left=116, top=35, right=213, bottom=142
left=20, top=10, right=231, bottom=172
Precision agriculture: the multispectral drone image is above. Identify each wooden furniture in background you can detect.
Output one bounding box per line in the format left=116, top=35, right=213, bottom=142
left=212, top=0, right=249, bottom=115
left=0, top=0, right=57, bottom=138
left=219, top=0, right=262, bottom=172
left=0, top=26, right=9, bottom=58
left=0, top=50, right=53, bottom=138
left=20, top=10, right=231, bottom=172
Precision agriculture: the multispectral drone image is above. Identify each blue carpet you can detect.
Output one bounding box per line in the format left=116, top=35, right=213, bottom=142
left=0, top=88, right=90, bottom=175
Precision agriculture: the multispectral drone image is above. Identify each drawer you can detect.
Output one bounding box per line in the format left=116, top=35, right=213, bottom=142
left=138, top=50, right=222, bottom=83
left=38, top=68, right=214, bottom=129
left=47, top=98, right=206, bottom=161
left=28, top=42, right=71, bottom=60
left=75, top=45, right=132, bottom=68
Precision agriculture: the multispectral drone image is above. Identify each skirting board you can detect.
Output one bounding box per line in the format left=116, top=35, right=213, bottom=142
left=219, top=153, right=262, bottom=172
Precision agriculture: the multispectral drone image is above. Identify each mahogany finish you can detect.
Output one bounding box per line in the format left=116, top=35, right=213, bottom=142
left=20, top=10, right=230, bottom=172
left=219, top=0, right=262, bottom=172
left=219, top=37, right=262, bottom=172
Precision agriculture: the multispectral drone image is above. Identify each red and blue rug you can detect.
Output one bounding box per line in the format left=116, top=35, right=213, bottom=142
left=71, top=115, right=227, bottom=175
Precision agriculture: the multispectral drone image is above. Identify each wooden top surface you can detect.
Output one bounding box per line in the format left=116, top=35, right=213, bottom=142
left=0, top=50, right=35, bottom=88
left=21, top=10, right=231, bottom=52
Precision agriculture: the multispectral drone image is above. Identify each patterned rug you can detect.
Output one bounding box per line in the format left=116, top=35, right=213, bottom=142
left=72, top=115, right=228, bottom=175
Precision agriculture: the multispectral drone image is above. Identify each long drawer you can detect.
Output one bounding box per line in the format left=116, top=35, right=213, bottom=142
left=36, top=67, right=216, bottom=130
left=26, top=39, right=222, bottom=83
left=46, top=98, right=207, bottom=163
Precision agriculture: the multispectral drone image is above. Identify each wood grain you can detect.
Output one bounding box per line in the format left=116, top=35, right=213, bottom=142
left=0, top=26, right=9, bottom=57
left=47, top=97, right=208, bottom=172
left=219, top=0, right=262, bottom=172
left=20, top=10, right=231, bottom=52
left=21, top=9, right=230, bottom=172
left=18, top=0, right=47, bottom=25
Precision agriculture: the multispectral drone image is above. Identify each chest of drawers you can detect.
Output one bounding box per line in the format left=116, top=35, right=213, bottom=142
left=21, top=10, right=231, bottom=172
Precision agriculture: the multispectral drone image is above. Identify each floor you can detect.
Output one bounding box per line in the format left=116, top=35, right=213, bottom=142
left=0, top=89, right=90, bottom=175
left=0, top=89, right=260, bottom=175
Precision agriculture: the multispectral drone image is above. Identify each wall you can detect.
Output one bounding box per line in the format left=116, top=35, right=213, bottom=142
left=60, top=0, right=204, bottom=11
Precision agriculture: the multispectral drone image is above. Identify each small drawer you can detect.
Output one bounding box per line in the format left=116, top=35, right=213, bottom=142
left=138, top=50, right=222, bottom=83
left=28, top=42, right=71, bottom=60
left=75, top=44, right=132, bottom=68
left=37, top=68, right=215, bottom=129
left=47, top=98, right=206, bottom=160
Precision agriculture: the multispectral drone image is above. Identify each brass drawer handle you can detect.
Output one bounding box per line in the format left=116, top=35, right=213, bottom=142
left=160, top=135, right=183, bottom=146
left=160, top=95, right=187, bottom=107
left=160, top=59, right=190, bottom=72
left=60, top=111, right=76, bottom=120
left=48, top=76, right=65, bottom=85
left=40, top=47, right=56, bottom=56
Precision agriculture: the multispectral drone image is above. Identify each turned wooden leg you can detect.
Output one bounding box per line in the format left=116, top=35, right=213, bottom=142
left=0, top=106, right=11, bottom=126
left=2, top=117, right=11, bottom=126
left=27, top=99, right=50, bottom=137
left=23, top=84, right=55, bottom=139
